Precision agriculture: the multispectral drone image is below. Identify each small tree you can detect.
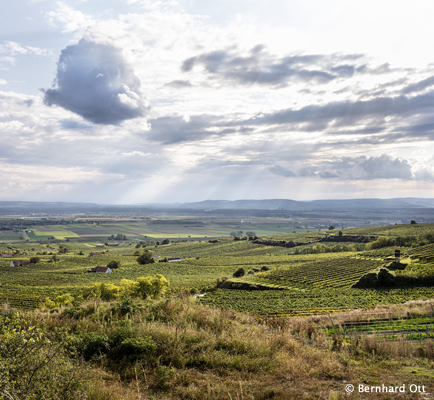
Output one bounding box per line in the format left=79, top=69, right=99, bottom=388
left=137, top=253, right=155, bottom=265
left=328, top=225, right=335, bottom=230
left=162, top=238, right=170, bottom=245
left=107, top=260, right=120, bottom=269
left=29, top=257, right=40, bottom=264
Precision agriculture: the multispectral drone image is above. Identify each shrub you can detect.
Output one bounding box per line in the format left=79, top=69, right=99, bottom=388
left=137, top=252, right=155, bottom=265
left=107, top=260, right=120, bottom=269
left=29, top=256, right=40, bottom=263
left=80, top=333, right=111, bottom=361
left=162, top=238, right=170, bottom=245
left=112, top=298, right=138, bottom=316
left=0, top=313, right=87, bottom=398
left=118, top=337, right=157, bottom=360
left=233, top=268, right=245, bottom=278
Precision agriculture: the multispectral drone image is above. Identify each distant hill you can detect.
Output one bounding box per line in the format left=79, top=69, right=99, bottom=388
left=152, top=198, right=434, bottom=210
left=0, top=198, right=433, bottom=214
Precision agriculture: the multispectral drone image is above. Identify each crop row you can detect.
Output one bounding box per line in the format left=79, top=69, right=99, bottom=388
left=200, top=288, right=434, bottom=315
left=250, top=257, right=382, bottom=288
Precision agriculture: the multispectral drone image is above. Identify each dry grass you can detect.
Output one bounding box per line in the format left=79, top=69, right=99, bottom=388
left=3, top=296, right=433, bottom=399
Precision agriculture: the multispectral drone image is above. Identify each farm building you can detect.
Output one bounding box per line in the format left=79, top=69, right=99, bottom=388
left=1, top=253, right=14, bottom=257
left=88, top=266, right=112, bottom=273
left=168, top=257, right=185, bottom=262
left=88, top=253, right=98, bottom=257
left=152, top=255, right=160, bottom=258
left=10, top=260, right=32, bottom=267
left=106, top=244, right=120, bottom=247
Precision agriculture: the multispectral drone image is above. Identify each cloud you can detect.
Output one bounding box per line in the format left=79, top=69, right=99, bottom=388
left=401, top=76, right=434, bottom=95
left=181, top=46, right=372, bottom=88
left=60, top=119, right=92, bottom=130
left=269, top=165, right=297, bottom=178
left=0, top=79, right=6, bottom=85
left=146, top=115, right=243, bottom=144
left=164, top=80, right=192, bottom=88
left=358, top=154, right=412, bottom=179
left=270, top=154, right=413, bottom=181
left=413, top=168, right=434, bottom=181
left=43, top=39, right=148, bottom=125
left=245, top=92, right=434, bottom=131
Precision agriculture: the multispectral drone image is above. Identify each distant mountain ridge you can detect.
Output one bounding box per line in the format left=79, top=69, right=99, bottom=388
left=0, top=198, right=433, bottom=213
left=153, top=198, right=434, bottom=210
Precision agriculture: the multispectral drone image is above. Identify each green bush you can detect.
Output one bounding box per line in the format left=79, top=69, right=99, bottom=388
left=137, top=252, right=155, bottom=265
left=107, top=260, right=120, bottom=269
left=118, top=337, right=158, bottom=361
left=0, top=313, right=87, bottom=399
left=233, top=268, right=245, bottom=278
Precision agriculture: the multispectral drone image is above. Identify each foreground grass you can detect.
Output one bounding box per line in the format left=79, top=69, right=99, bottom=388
left=2, top=297, right=434, bottom=399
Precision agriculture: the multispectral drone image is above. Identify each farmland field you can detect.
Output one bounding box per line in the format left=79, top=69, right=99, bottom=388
left=0, top=220, right=433, bottom=317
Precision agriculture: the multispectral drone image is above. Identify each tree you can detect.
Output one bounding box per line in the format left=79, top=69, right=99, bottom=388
left=229, top=231, right=236, bottom=237
left=107, top=260, right=120, bottom=269
left=135, top=274, right=169, bottom=299
left=137, top=253, right=155, bottom=265
left=338, top=231, right=343, bottom=237
left=162, top=238, right=170, bottom=245
left=29, top=257, right=40, bottom=264
left=233, top=267, right=245, bottom=277
left=328, top=225, right=335, bottom=230
left=246, top=231, right=256, bottom=237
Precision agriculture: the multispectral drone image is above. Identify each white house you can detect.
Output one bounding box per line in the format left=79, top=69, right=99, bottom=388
left=88, top=266, right=112, bottom=273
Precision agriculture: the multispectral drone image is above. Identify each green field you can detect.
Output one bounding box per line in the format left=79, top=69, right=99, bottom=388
left=0, top=222, right=434, bottom=316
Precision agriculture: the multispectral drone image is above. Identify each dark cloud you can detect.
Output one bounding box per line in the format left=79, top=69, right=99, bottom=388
left=181, top=47, right=364, bottom=88
left=43, top=39, right=148, bottom=125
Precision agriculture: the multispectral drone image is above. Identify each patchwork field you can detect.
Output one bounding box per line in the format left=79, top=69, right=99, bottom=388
left=0, top=221, right=433, bottom=316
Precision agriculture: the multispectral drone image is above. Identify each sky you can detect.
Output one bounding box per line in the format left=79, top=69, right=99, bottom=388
left=1, top=0, right=434, bottom=204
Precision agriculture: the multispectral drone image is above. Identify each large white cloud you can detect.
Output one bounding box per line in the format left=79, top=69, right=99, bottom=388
left=43, top=39, right=148, bottom=124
